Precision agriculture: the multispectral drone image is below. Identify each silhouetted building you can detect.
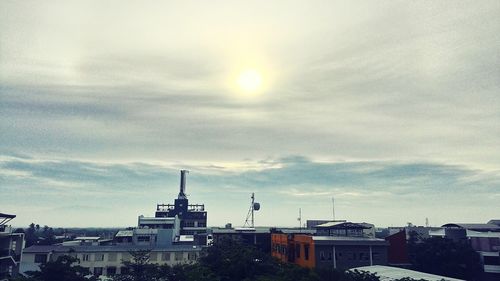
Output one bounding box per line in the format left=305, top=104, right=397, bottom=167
left=0, top=213, right=24, bottom=280
left=155, top=170, right=207, bottom=245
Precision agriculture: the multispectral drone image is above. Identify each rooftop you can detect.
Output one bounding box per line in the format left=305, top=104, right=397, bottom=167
left=352, top=265, right=464, bottom=281
left=441, top=223, right=500, bottom=231
left=312, top=236, right=388, bottom=246
left=316, top=221, right=369, bottom=229
left=23, top=244, right=204, bottom=254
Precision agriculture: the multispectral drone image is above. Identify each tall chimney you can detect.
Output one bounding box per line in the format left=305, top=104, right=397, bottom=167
left=178, top=170, right=189, bottom=199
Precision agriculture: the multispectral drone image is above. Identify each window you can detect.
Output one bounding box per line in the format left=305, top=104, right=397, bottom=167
left=484, top=256, right=500, bottom=265
left=372, top=252, right=380, bottom=260
left=95, top=254, right=105, bottom=261
left=82, top=254, right=90, bottom=262
left=121, top=267, right=129, bottom=274
left=107, top=267, right=116, bottom=276
left=11, top=240, right=17, bottom=250
left=304, top=245, right=309, bottom=260
left=295, top=244, right=300, bottom=258
left=122, top=253, right=131, bottom=261
left=162, top=252, right=171, bottom=261
left=137, top=236, right=150, bottom=242
left=93, top=267, right=103, bottom=276
left=327, top=252, right=332, bottom=260
left=150, top=253, right=158, bottom=261
left=108, top=253, right=117, bottom=262
left=188, top=252, right=197, bottom=261
left=320, top=251, right=325, bottom=261
left=175, top=252, right=183, bottom=261
left=34, top=254, right=47, bottom=263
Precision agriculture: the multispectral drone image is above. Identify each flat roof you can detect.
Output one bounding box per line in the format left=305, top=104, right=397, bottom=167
left=75, top=237, right=101, bottom=240
left=211, top=227, right=271, bottom=234
left=312, top=236, right=388, bottom=246
left=23, top=244, right=204, bottom=254
left=352, top=265, right=464, bottom=281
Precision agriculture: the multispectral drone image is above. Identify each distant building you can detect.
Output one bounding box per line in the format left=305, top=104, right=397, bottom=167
left=21, top=244, right=201, bottom=277
left=154, top=170, right=207, bottom=245
left=385, top=230, right=410, bottom=266
left=0, top=213, right=24, bottom=281
left=435, top=222, right=500, bottom=279
left=20, top=170, right=207, bottom=278
left=210, top=226, right=272, bottom=252
left=272, top=221, right=388, bottom=269
left=306, top=220, right=335, bottom=229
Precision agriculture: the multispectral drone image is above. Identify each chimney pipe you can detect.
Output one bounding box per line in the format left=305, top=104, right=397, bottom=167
left=178, top=170, right=189, bottom=199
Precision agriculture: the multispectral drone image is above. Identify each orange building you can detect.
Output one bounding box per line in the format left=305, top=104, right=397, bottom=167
left=271, top=233, right=316, bottom=268
left=271, top=232, right=389, bottom=269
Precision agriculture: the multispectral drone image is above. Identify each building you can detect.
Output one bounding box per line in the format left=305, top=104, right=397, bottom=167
left=435, top=222, right=500, bottom=280
left=210, top=226, right=272, bottom=252
left=0, top=213, right=24, bottom=281
left=154, top=170, right=207, bottom=245
left=20, top=170, right=207, bottom=278
left=384, top=230, right=410, bottom=266
left=272, top=233, right=388, bottom=269
left=271, top=221, right=388, bottom=269
left=21, top=244, right=201, bottom=277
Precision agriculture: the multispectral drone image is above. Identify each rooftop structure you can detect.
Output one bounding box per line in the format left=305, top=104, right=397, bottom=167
left=315, top=221, right=370, bottom=237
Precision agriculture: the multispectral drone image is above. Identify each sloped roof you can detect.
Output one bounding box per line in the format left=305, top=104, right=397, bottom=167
left=441, top=223, right=500, bottom=230
left=316, top=221, right=369, bottom=229
left=352, top=265, right=464, bottom=281
left=488, top=219, right=500, bottom=226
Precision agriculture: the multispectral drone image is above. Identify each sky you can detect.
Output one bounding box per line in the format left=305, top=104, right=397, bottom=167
left=1, top=0, right=499, bottom=228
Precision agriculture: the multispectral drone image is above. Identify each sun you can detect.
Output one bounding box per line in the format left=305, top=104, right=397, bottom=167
left=237, top=69, right=263, bottom=93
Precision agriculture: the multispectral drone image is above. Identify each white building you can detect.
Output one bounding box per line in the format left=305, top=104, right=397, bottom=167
left=21, top=244, right=201, bottom=277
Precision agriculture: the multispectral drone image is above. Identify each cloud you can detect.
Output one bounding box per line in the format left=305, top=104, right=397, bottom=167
left=1, top=154, right=498, bottom=227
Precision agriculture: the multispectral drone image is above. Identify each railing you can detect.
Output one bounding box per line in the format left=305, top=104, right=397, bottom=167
left=188, top=204, right=205, bottom=211
left=156, top=204, right=175, bottom=211
left=156, top=204, right=205, bottom=212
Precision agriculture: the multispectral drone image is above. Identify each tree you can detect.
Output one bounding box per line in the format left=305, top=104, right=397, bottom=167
left=25, top=223, right=37, bottom=247
left=409, top=237, right=481, bottom=280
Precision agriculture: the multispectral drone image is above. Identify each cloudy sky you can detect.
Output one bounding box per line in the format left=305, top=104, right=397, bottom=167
left=1, top=1, right=499, bottom=228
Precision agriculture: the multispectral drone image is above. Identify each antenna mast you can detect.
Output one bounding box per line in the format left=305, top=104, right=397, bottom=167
left=244, top=193, right=260, bottom=227
left=332, top=197, right=335, bottom=221
left=298, top=208, right=302, bottom=229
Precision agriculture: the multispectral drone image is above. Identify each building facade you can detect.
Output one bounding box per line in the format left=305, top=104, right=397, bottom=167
left=272, top=221, right=388, bottom=269
left=20, top=170, right=208, bottom=279
left=0, top=213, right=24, bottom=281
left=154, top=170, right=207, bottom=244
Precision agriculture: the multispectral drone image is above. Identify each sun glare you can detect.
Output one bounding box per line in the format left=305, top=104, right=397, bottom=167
left=237, top=69, right=263, bottom=93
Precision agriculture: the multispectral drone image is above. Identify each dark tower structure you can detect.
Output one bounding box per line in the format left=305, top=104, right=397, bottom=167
left=155, top=170, right=207, bottom=244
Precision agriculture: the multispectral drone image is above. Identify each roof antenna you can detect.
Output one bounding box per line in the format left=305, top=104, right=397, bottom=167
left=332, top=197, right=335, bottom=221
left=244, top=193, right=260, bottom=228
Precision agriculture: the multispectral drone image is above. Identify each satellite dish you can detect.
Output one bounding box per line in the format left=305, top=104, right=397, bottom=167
left=253, top=202, right=260, bottom=211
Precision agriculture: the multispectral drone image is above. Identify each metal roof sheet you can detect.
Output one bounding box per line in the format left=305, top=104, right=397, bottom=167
left=352, top=265, right=464, bottom=281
